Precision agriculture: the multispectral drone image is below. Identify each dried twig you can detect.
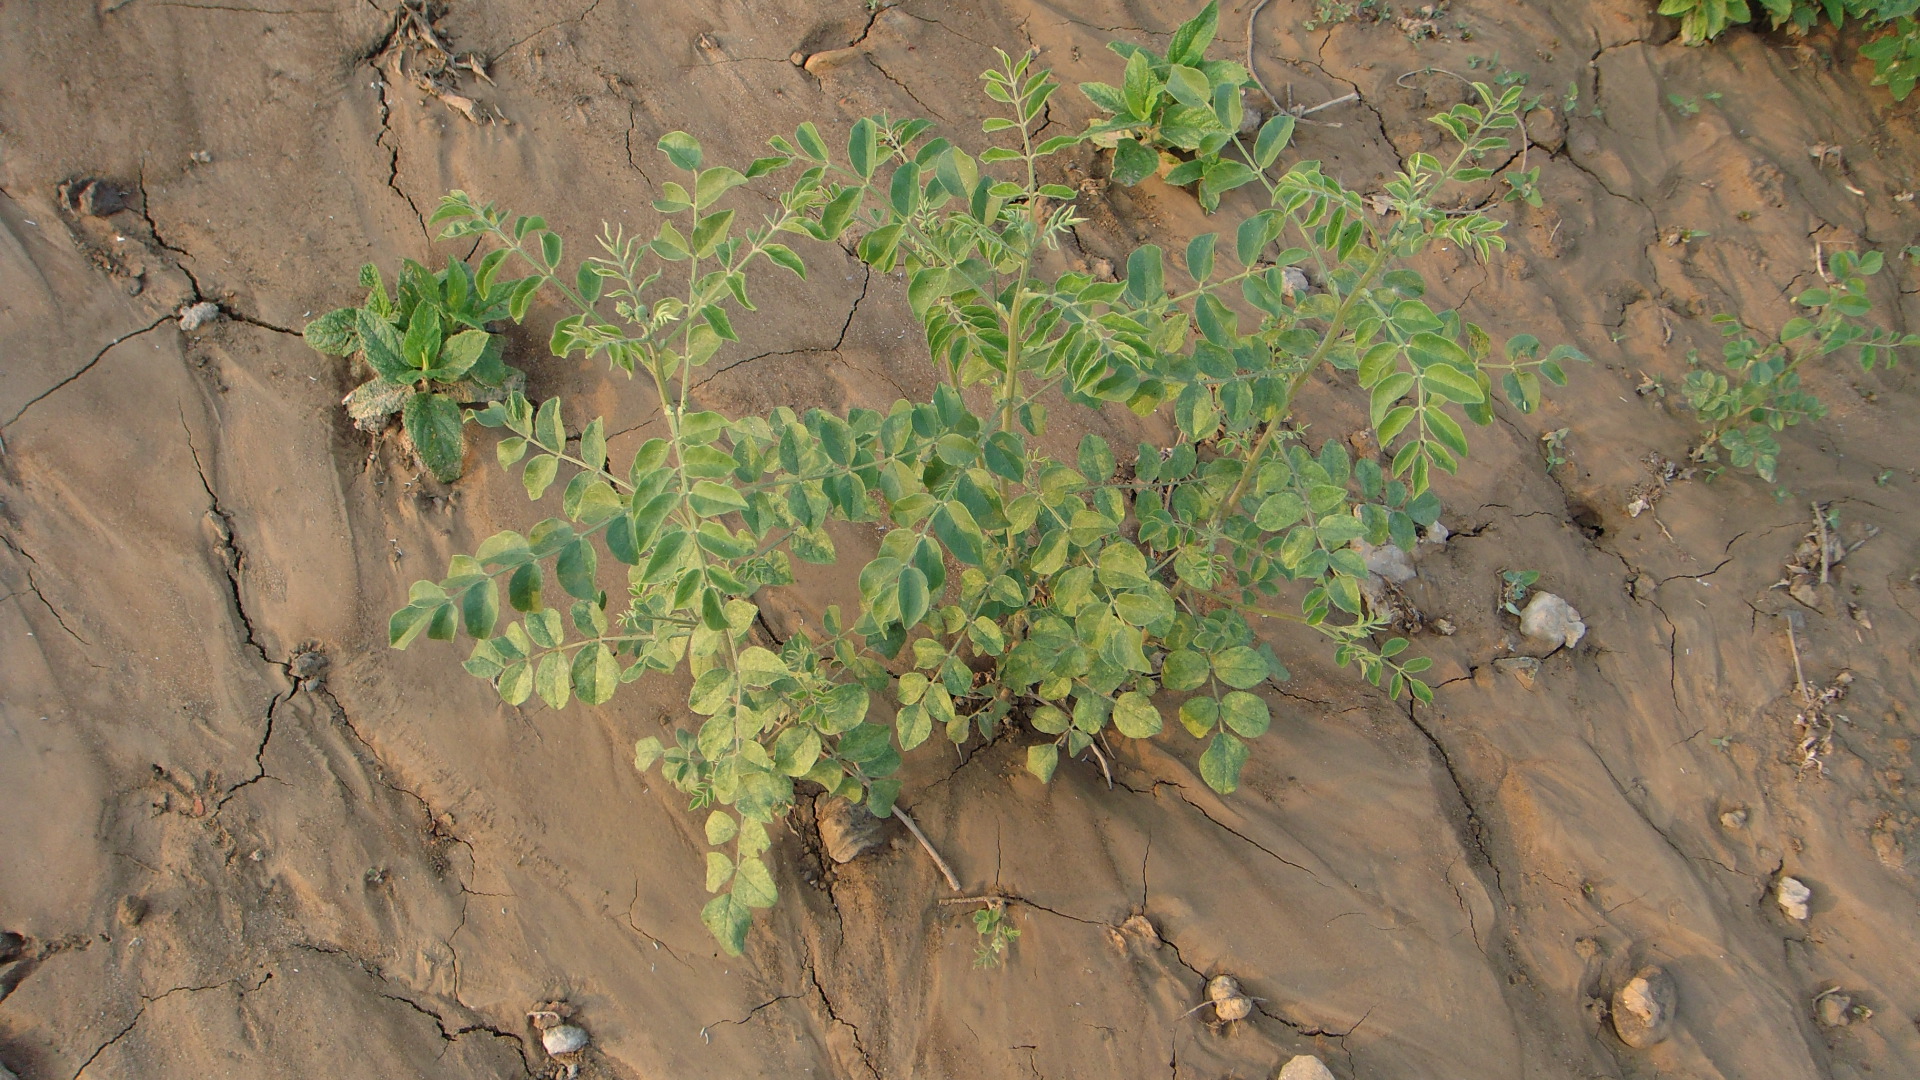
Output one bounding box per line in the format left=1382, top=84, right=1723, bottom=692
left=1812, top=501, right=1831, bottom=585
left=1246, top=0, right=1279, bottom=113
left=892, top=804, right=962, bottom=891
left=1783, top=610, right=1810, bottom=706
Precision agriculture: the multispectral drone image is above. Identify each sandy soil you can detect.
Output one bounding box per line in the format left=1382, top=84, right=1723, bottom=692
left=4, top=1, right=1920, bottom=1078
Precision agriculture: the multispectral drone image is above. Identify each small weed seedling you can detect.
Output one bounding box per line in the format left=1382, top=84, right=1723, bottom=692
left=351, top=38, right=1581, bottom=956
left=305, top=259, right=521, bottom=481
left=971, top=902, right=1020, bottom=967
left=1540, top=428, right=1571, bottom=471
left=1666, top=90, right=1720, bottom=117
left=1500, top=570, right=1540, bottom=615
left=1683, top=249, right=1916, bottom=481
left=1079, top=2, right=1275, bottom=211
left=1305, top=0, right=1392, bottom=30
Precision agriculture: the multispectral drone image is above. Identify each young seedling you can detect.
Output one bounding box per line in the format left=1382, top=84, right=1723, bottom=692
left=1500, top=570, right=1540, bottom=616
left=304, top=259, right=521, bottom=481
left=1684, top=249, right=1917, bottom=481
left=1079, top=2, right=1279, bottom=210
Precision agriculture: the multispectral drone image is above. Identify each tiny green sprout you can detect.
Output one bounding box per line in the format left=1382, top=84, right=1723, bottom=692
left=972, top=902, right=1021, bottom=968
left=1667, top=93, right=1701, bottom=117
left=1540, top=428, right=1571, bottom=470
left=1504, top=165, right=1544, bottom=208
left=1500, top=570, right=1541, bottom=615
left=1876, top=469, right=1894, bottom=485
left=1709, top=734, right=1734, bottom=750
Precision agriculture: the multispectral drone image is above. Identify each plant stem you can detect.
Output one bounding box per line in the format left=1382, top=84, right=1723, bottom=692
left=1210, top=244, right=1394, bottom=527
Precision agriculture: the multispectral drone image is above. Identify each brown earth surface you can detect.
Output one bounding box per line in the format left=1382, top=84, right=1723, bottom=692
left=4, top=1, right=1920, bottom=1078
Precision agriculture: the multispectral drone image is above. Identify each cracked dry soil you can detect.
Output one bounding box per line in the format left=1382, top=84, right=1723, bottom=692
left=4, top=1, right=1920, bottom=1078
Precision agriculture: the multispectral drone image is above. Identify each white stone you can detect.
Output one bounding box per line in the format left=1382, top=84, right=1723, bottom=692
left=177, top=301, right=221, bottom=331
left=1776, top=875, right=1811, bottom=921
left=1519, top=591, right=1586, bottom=649
left=1610, top=966, right=1676, bottom=1048
left=1277, top=1055, right=1336, bottom=1080
left=541, top=1024, right=589, bottom=1055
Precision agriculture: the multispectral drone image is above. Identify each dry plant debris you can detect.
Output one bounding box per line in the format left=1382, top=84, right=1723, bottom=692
left=382, top=0, right=502, bottom=125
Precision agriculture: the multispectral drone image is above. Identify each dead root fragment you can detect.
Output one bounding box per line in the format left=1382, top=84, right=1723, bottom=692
left=1793, top=671, right=1851, bottom=776
left=1625, top=452, right=1685, bottom=518
left=1773, top=502, right=1877, bottom=608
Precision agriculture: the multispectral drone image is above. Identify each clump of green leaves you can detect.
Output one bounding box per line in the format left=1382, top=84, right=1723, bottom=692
left=971, top=902, right=1020, bottom=967
left=1683, top=250, right=1915, bottom=481
left=1079, top=1, right=1287, bottom=211
left=1661, top=0, right=1757, bottom=42
left=1662, top=0, right=1920, bottom=97
left=1305, top=0, right=1392, bottom=30
left=383, top=46, right=1578, bottom=956
left=1860, top=16, right=1920, bottom=98
left=303, top=259, right=523, bottom=481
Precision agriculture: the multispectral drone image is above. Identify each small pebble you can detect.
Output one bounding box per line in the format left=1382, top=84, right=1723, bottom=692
left=1719, top=807, right=1748, bottom=830
left=542, top=1024, right=590, bottom=1055
left=1776, top=876, right=1811, bottom=921
left=1277, top=1055, right=1336, bottom=1080
left=177, top=301, right=221, bottom=331
left=1493, top=655, right=1541, bottom=690
left=1610, top=965, right=1676, bottom=1048
left=1519, top=592, right=1586, bottom=649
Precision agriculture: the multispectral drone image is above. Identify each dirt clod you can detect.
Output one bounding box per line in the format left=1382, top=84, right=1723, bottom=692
left=177, top=301, right=221, bottom=331
left=1203, top=974, right=1254, bottom=1023
left=1815, top=987, right=1864, bottom=1027
left=817, top=795, right=886, bottom=864
left=1611, top=966, right=1677, bottom=1048
left=116, top=894, right=149, bottom=927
